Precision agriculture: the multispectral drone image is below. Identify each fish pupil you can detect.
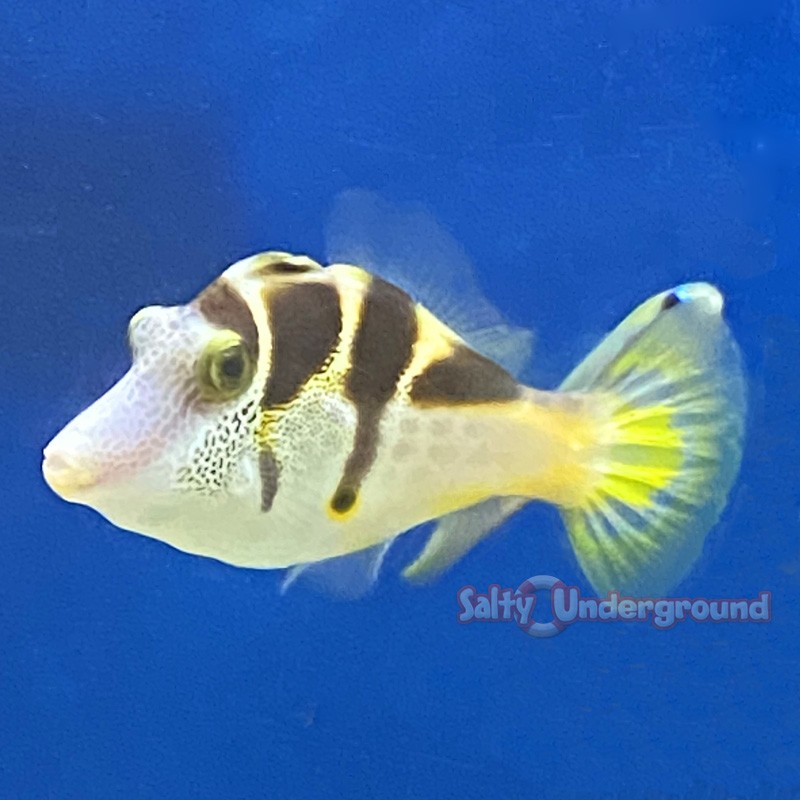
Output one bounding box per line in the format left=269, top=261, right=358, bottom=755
left=220, top=350, right=244, bottom=380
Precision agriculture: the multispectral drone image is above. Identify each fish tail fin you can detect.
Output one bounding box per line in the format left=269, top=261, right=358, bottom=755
left=556, top=283, right=746, bottom=596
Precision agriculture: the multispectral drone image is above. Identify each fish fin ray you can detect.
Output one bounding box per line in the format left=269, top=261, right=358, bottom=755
left=403, top=496, right=527, bottom=582
left=325, top=189, right=534, bottom=377
left=280, top=540, right=394, bottom=599
left=558, top=283, right=746, bottom=596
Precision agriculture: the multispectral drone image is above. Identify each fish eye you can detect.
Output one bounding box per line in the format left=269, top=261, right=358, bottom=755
left=197, top=331, right=256, bottom=401
left=220, top=349, right=245, bottom=380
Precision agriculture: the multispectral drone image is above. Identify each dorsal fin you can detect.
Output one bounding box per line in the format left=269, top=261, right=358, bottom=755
left=325, top=189, right=534, bottom=378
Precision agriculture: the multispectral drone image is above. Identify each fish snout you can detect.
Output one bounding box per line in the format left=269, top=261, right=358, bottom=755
left=42, top=444, right=103, bottom=501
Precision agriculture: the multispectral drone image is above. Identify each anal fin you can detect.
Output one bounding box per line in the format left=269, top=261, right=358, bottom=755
left=402, top=496, right=527, bottom=582
left=280, top=540, right=394, bottom=599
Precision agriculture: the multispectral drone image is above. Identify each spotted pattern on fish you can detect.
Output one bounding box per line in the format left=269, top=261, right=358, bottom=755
left=254, top=278, right=344, bottom=513
left=176, top=396, right=260, bottom=495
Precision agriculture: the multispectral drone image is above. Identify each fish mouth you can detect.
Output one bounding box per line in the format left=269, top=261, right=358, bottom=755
left=42, top=449, right=102, bottom=501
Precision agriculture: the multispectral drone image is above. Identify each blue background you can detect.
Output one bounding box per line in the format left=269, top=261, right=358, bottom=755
left=1, top=2, right=799, bottom=798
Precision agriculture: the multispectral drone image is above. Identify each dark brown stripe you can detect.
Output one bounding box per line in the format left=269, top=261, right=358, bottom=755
left=346, top=278, right=418, bottom=406
left=332, top=277, right=417, bottom=512
left=196, top=279, right=259, bottom=362
left=409, top=344, right=521, bottom=405
left=259, top=448, right=280, bottom=512
left=255, top=253, right=323, bottom=275
left=262, top=281, right=342, bottom=408
left=332, top=414, right=380, bottom=513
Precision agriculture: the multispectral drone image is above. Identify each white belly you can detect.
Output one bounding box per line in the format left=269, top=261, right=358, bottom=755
left=106, top=391, right=563, bottom=569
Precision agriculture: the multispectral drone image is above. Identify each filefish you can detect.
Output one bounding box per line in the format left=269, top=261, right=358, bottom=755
left=41, top=198, right=746, bottom=596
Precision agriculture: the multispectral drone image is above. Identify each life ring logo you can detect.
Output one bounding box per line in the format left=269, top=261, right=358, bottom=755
left=456, top=577, right=772, bottom=639
left=515, top=575, right=571, bottom=638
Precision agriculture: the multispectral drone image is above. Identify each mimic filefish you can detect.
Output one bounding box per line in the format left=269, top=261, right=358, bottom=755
left=41, top=193, right=746, bottom=596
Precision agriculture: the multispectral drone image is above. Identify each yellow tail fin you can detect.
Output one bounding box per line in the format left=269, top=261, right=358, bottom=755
left=559, top=283, right=746, bottom=596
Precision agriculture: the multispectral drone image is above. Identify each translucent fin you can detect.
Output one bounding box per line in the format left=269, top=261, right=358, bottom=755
left=325, top=189, right=534, bottom=377
left=279, top=540, right=393, bottom=599
left=403, top=496, right=526, bottom=583
left=559, top=283, right=746, bottom=596
left=464, top=325, right=535, bottom=380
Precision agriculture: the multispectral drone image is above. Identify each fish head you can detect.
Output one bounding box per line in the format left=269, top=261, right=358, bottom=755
left=41, top=284, right=265, bottom=536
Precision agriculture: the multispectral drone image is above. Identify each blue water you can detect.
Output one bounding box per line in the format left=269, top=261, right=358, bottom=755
left=2, top=2, right=799, bottom=798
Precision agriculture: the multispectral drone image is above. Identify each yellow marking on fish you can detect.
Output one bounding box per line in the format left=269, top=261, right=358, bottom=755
left=326, top=266, right=370, bottom=381
left=418, top=399, right=599, bottom=514
left=597, top=400, right=684, bottom=508
left=396, top=304, right=456, bottom=395
left=255, top=408, right=282, bottom=450
left=326, top=487, right=362, bottom=522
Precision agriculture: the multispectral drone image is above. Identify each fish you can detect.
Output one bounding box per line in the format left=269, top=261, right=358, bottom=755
left=41, top=193, right=746, bottom=597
